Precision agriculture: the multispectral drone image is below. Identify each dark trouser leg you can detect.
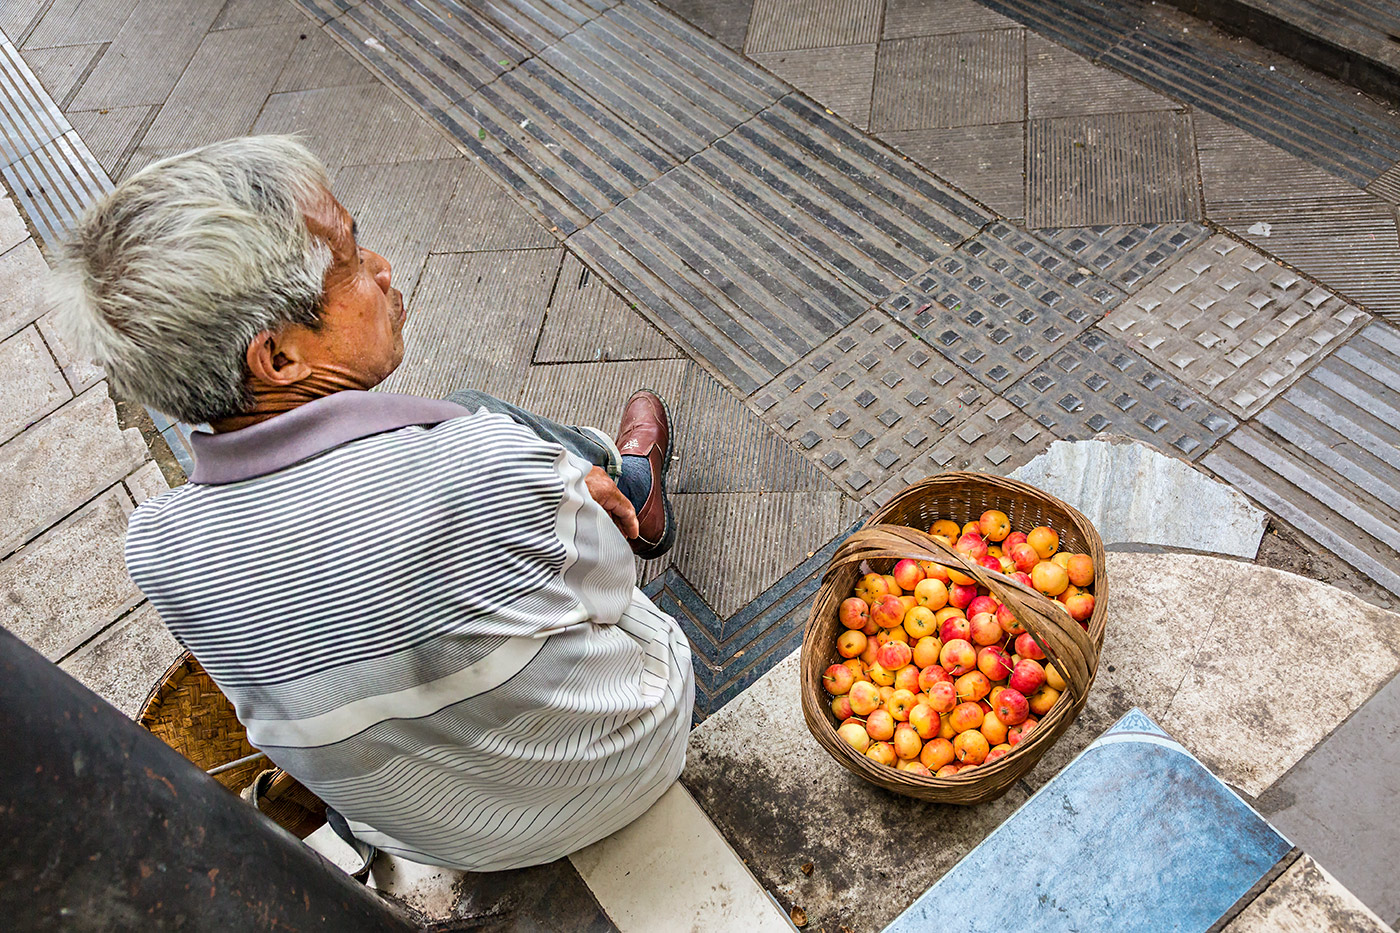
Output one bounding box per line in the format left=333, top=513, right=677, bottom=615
left=445, top=388, right=621, bottom=478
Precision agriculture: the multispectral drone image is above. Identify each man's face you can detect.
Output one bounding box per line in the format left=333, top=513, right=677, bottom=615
left=298, top=187, right=407, bottom=389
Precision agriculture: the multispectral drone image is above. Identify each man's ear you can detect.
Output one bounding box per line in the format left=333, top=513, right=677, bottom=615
left=245, top=329, right=313, bottom=386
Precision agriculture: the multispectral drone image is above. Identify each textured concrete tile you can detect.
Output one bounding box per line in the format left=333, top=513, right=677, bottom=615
left=432, top=164, right=558, bottom=252
left=882, top=0, right=1020, bottom=38
left=37, top=307, right=104, bottom=393
left=1026, top=31, right=1181, bottom=118
left=68, top=0, right=226, bottom=109
left=0, top=196, right=28, bottom=253
left=0, top=486, right=143, bottom=659
left=1027, top=111, right=1201, bottom=227
left=571, top=784, right=793, bottom=933
left=751, top=43, right=876, bottom=129
left=133, top=22, right=303, bottom=159
left=744, top=0, right=882, bottom=53
left=655, top=0, right=752, bottom=50
left=684, top=651, right=1030, bottom=932
left=881, top=122, right=1025, bottom=219
left=0, top=325, right=70, bottom=444
left=870, top=30, right=1025, bottom=131
left=535, top=251, right=681, bottom=363
left=1031, top=553, right=1400, bottom=797
left=0, top=386, right=147, bottom=556
left=58, top=603, right=180, bottom=718
left=22, top=0, right=139, bottom=49
left=22, top=42, right=104, bottom=106
left=213, top=0, right=310, bottom=29
left=1222, top=856, right=1393, bottom=933
left=1257, top=672, right=1400, bottom=926
left=1010, top=438, right=1266, bottom=557
left=273, top=28, right=372, bottom=92
left=68, top=106, right=153, bottom=178
left=379, top=248, right=560, bottom=402
left=1, top=131, right=113, bottom=251
left=519, top=358, right=693, bottom=437
left=123, top=460, right=171, bottom=505
left=1, top=0, right=51, bottom=43
left=0, top=239, right=49, bottom=340
left=253, top=82, right=459, bottom=172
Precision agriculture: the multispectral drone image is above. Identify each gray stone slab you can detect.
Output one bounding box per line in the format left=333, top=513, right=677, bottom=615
left=22, top=43, right=104, bottom=107
left=378, top=247, right=561, bottom=402
left=432, top=163, right=559, bottom=252
left=654, top=0, right=751, bottom=50
left=123, top=460, right=171, bottom=504
left=0, top=325, right=70, bottom=444
left=0, top=239, right=50, bottom=340
left=1027, top=111, right=1201, bottom=228
left=881, top=122, right=1026, bottom=220
left=1010, top=437, right=1266, bottom=557
left=1222, top=856, right=1394, bottom=933
left=1026, top=31, right=1181, bottom=118
left=870, top=29, right=1026, bottom=132
left=22, top=0, right=139, bottom=49
left=0, top=385, right=148, bottom=557
left=743, top=0, right=882, bottom=53
left=0, top=196, right=28, bottom=252
left=882, top=0, right=1021, bottom=37
left=751, top=43, right=876, bottom=129
left=534, top=251, right=681, bottom=363
left=273, top=29, right=372, bottom=92
left=66, top=105, right=152, bottom=179
left=68, top=0, right=226, bottom=110
left=684, top=650, right=1031, bottom=932
left=213, top=0, right=311, bottom=29
left=0, top=485, right=144, bottom=660
left=59, top=603, right=181, bottom=718
left=37, top=307, right=104, bottom=393
left=1258, top=672, right=1400, bottom=927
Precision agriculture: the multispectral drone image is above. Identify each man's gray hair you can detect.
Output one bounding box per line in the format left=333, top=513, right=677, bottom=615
left=48, top=136, right=333, bottom=425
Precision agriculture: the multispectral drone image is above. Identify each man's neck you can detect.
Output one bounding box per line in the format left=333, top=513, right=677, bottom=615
left=210, top=376, right=360, bottom=433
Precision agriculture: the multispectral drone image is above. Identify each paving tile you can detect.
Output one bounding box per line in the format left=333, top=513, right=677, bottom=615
left=1224, top=856, right=1393, bottom=933
left=66, top=106, right=152, bottom=179
left=1025, top=30, right=1180, bottom=118
left=1034, top=221, right=1212, bottom=293
left=22, top=0, right=140, bottom=49
left=1027, top=110, right=1201, bottom=227
left=742, top=0, right=882, bottom=53
left=22, top=43, right=104, bottom=107
left=431, top=163, right=559, bottom=252
left=0, top=486, right=143, bottom=660
left=212, top=0, right=311, bottom=29
left=0, top=325, right=70, bottom=444
left=273, top=29, right=373, bottom=92
left=58, top=603, right=181, bottom=718
left=123, top=460, right=171, bottom=505
left=0, top=0, right=51, bottom=44
left=881, top=0, right=1020, bottom=37
left=1005, top=328, right=1238, bottom=459
left=1257, top=676, right=1400, bottom=927
left=131, top=22, right=303, bottom=162
left=518, top=357, right=694, bottom=443
left=380, top=247, right=561, bottom=402
left=0, top=239, right=50, bottom=340
left=471, top=0, right=615, bottom=56
left=2, top=131, right=112, bottom=249
left=332, top=158, right=467, bottom=301
left=684, top=650, right=1031, bottom=933
left=1009, top=437, right=1266, bottom=557
left=534, top=251, right=682, bottom=363
left=869, top=29, right=1025, bottom=132
left=971, top=220, right=1127, bottom=310
left=0, top=38, right=68, bottom=166
left=654, top=0, right=752, bottom=50
left=880, top=122, right=1026, bottom=221
left=570, top=784, right=793, bottom=932
left=887, top=710, right=1292, bottom=933
left=1099, top=235, right=1369, bottom=418
left=750, top=43, right=876, bottom=129
left=1367, top=159, right=1400, bottom=205
left=68, top=0, right=226, bottom=109
left=883, top=241, right=1104, bottom=391
left=0, top=196, right=28, bottom=252
left=1203, top=324, right=1400, bottom=599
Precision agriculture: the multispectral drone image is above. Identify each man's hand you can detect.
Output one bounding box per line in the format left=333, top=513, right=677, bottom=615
left=585, top=466, right=640, bottom=539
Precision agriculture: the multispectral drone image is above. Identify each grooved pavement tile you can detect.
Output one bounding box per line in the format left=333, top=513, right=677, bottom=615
left=742, top=0, right=883, bottom=53
left=1025, top=30, right=1180, bottom=118
left=1035, top=221, right=1211, bottom=293
left=1203, top=324, right=1400, bottom=599
left=474, top=0, right=617, bottom=55
left=518, top=358, right=693, bottom=441
left=881, top=0, right=1020, bottom=38
left=212, top=0, right=311, bottom=29
left=1, top=131, right=111, bottom=249
left=654, top=0, right=752, bottom=50
left=431, top=163, right=560, bottom=252
left=0, top=325, right=70, bottom=445
left=274, top=30, right=375, bottom=93
left=880, top=123, right=1026, bottom=221
left=534, top=250, right=682, bottom=362
left=0, top=38, right=67, bottom=164
left=1005, top=328, right=1238, bottom=459
left=22, top=43, right=104, bottom=107
left=67, top=106, right=152, bottom=178
left=1099, top=235, right=1370, bottom=418
left=1367, top=160, right=1400, bottom=205
left=1027, top=110, right=1200, bottom=227
left=1, top=0, right=50, bottom=44
left=869, top=29, right=1026, bottom=132
left=22, top=0, right=139, bottom=49
left=378, top=247, right=562, bottom=402
left=68, top=0, right=226, bottom=110
left=750, top=43, right=876, bottom=129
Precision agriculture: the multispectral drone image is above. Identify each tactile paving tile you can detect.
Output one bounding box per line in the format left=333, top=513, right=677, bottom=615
left=972, top=221, right=1126, bottom=310
left=1034, top=222, right=1212, bottom=293
left=743, top=0, right=883, bottom=53
left=1005, top=329, right=1238, bottom=460
left=882, top=244, right=1103, bottom=390
left=1097, top=236, right=1370, bottom=418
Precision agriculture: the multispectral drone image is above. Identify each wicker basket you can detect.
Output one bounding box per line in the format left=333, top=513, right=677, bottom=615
left=138, top=652, right=327, bottom=838
left=800, top=472, right=1108, bottom=804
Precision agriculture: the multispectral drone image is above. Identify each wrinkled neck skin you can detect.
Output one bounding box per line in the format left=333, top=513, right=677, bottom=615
left=209, top=367, right=375, bottom=433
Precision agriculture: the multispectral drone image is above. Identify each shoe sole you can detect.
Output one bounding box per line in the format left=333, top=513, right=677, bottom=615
left=631, top=389, right=677, bottom=561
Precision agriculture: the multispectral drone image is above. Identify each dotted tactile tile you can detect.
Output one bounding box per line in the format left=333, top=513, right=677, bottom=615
left=972, top=221, right=1125, bottom=311
left=752, top=312, right=999, bottom=496
left=1005, top=329, right=1238, bottom=460
left=1034, top=222, right=1212, bottom=293
left=882, top=244, right=1102, bottom=390
left=1097, top=236, right=1370, bottom=418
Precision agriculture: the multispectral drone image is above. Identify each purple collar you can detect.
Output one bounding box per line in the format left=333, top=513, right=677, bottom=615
left=188, top=391, right=471, bottom=484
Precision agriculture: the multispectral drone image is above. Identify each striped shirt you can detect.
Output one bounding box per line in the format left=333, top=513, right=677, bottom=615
left=125, top=391, right=694, bottom=871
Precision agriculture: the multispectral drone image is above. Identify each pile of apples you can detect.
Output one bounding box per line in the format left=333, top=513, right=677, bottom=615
left=823, top=510, right=1095, bottom=777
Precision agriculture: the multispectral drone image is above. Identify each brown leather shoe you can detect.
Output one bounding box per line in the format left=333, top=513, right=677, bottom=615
left=616, top=389, right=675, bottom=560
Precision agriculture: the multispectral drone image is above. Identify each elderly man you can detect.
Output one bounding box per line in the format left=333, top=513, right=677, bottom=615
left=48, top=136, right=694, bottom=872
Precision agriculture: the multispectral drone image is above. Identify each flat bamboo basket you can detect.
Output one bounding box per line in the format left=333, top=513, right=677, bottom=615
left=800, top=472, right=1108, bottom=804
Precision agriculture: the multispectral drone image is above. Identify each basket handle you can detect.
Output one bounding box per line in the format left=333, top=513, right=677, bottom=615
left=826, top=523, right=1097, bottom=704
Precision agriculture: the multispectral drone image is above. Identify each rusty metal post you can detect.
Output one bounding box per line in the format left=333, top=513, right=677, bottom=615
left=0, top=627, right=419, bottom=932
